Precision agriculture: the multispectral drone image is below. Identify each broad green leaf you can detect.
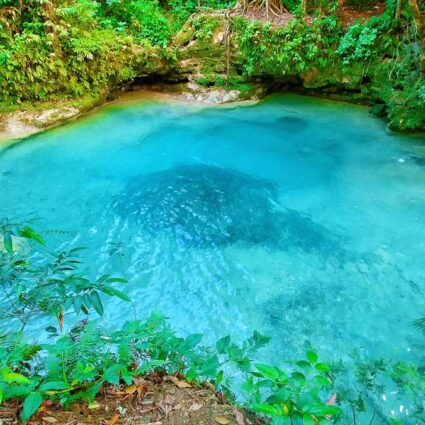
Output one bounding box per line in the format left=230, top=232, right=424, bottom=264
left=104, top=365, right=122, bottom=385
left=106, top=277, right=127, bottom=284
left=199, top=355, right=220, bottom=378
left=291, top=372, right=306, bottom=387
left=297, top=360, right=312, bottom=370
left=2, top=371, right=30, bottom=384
left=39, top=381, right=68, bottom=392
left=252, top=403, right=281, bottom=416
left=302, top=403, right=341, bottom=417
left=82, top=292, right=92, bottom=309
left=306, top=350, right=318, bottom=365
left=177, top=333, right=203, bottom=353
left=21, top=392, right=43, bottom=423
left=303, top=415, right=315, bottom=425
left=255, top=363, right=280, bottom=380
left=73, top=296, right=82, bottom=314
left=315, top=362, right=330, bottom=372
left=315, top=375, right=331, bottom=387
left=216, top=335, right=231, bottom=353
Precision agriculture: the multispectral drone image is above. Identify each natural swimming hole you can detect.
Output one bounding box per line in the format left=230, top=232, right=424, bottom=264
left=1, top=94, right=425, bottom=375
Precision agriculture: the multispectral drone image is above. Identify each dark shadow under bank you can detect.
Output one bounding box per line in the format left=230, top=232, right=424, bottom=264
left=127, top=76, right=425, bottom=135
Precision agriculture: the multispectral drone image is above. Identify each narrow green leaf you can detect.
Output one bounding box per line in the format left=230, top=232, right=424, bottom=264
left=73, top=296, right=82, bottom=314
left=3, top=232, right=13, bottom=253
left=19, top=226, right=45, bottom=245
left=100, top=286, right=130, bottom=302
left=90, top=291, right=104, bottom=316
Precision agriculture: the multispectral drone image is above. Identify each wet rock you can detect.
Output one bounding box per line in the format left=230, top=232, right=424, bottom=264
left=0, top=106, right=81, bottom=142
left=33, top=107, right=80, bottom=128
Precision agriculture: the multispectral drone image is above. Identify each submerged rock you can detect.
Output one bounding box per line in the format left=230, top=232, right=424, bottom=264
left=115, top=164, right=346, bottom=260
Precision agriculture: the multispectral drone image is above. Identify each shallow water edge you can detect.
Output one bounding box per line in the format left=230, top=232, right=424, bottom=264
left=2, top=83, right=424, bottom=147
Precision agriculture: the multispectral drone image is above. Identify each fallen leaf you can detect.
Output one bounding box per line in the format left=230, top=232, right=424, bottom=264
left=125, top=385, right=137, bottom=395
left=42, top=418, right=58, bottom=423
left=88, top=402, right=100, bottom=410
left=215, top=416, right=231, bottom=424
left=167, top=376, right=192, bottom=388
left=146, top=422, right=162, bottom=425
left=107, top=413, right=120, bottom=425
left=173, top=403, right=183, bottom=410
left=176, top=380, right=192, bottom=388
left=164, top=394, right=175, bottom=405
left=133, top=377, right=149, bottom=387
left=189, top=403, right=203, bottom=411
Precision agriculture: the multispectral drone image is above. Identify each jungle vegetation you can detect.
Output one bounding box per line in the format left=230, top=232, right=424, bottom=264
left=0, top=0, right=424, bottom=130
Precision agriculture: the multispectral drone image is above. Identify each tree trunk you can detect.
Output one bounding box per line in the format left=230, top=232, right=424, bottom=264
left=408, top=0, right=424, bottom=44
left=408, top=0, right=425, bottom=72
left=337, top=0, right=345, bottom=20
left=301, top=0, right=308, bottom=15
left=395, top=0, right=402, bottom=21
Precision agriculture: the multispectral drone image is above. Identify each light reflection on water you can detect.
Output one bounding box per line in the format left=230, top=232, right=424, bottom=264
left=1, top=93, right=425, bottom=420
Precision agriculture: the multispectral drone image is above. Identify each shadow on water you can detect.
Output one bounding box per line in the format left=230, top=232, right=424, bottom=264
left=114, top=164, right=346, bottom=261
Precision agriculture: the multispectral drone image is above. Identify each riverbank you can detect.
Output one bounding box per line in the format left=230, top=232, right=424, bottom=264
left=1, top=6, right=425, bottom=142
left=0, top=82, right=267, bottom=143
left=0, top=373, right=252, bottom=425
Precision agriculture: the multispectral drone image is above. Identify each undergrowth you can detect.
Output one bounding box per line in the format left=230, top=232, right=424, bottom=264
left=0, top=219, right=424, bottom=424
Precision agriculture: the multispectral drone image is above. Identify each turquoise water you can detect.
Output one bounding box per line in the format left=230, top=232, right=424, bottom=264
left=1, top=94, right=425, bottom=370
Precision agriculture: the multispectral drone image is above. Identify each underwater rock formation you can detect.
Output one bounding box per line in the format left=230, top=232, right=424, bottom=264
left=115, top=164, right=345, bottom=260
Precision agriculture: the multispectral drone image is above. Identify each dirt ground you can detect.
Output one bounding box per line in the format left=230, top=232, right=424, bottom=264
left=226, top=1, right=385, bottom=26
left=0, top=374, right=259, bottom=425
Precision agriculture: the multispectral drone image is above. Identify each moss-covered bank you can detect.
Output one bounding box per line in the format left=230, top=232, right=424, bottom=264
left=172, top=12, right=425, bottom=132
left=1, top=9, right=425, bottom=137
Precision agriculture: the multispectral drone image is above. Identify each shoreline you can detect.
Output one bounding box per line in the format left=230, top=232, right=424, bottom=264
left=0, top=83, right=265, bottom=146
left=1, top=83, right=424, bottom=147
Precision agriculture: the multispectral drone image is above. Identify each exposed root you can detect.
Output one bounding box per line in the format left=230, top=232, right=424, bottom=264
left=233, top=0, right=288, bottom=20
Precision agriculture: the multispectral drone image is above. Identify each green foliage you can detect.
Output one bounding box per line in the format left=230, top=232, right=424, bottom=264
left=234, top=15, right=341, bottom=77
left=0, top=218, right=130, bottom=331
left=244, top=352, right=341, bottom=424
left=103, top=0, right=171, bottom=45
left=337, top=24, right=379, bottom=64
left=167, top=0, right=235, bottom=27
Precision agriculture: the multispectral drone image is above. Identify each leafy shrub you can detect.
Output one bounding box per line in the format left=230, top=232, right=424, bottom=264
left=337, top=24, right=379, bottom=64
left=234, top=15, right=341, bottom=77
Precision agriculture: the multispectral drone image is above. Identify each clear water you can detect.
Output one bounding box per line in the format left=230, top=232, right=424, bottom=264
left=1, top=93, right=425, bottom=366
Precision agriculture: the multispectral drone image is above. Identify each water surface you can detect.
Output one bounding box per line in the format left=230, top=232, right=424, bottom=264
left=1, top=93, right=425, bottom=372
